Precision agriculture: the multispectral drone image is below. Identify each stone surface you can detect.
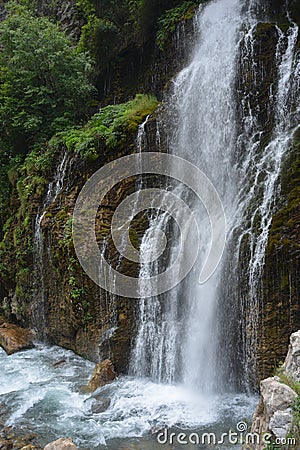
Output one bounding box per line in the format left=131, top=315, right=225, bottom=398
left=0, top=428, right=41, bottom=450
left=283, top=330, right=300, bottom=382
left=245, top=377, right=297, bottom=449
left=91, top=397, right=111, bottom=414
left=43, top=438, right=77, bottom=450
left=269, top=408, right=294, bottom=439
left=0, top=323, right=34, bottom=355
left=87, top=359, right=116, bottom=392
left=260, top=377, right=297, bottom=419
left=244, top=332, right=300, bottom=449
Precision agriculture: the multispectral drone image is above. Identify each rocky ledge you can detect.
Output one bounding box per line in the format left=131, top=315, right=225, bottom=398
left=245, top=330, right=300, bottom=449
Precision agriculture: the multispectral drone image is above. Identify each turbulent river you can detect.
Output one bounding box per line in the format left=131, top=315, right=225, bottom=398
left=0, top=345, right=257, bottom=449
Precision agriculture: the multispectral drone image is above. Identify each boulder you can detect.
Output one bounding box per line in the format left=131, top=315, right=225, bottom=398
left=260, top=376, right=297, bottom=419
left=87, top=359, right=116, bottom=392
left=249, top=376, right=297, bottom=447
left=244, top=331, right=300, bottom=449
left=91, top=397, right=111, bottom=414
left=269, top=408, right=294, bottom=439
left=282, top=330, right=300, bottom=382
left=0, top=323, right=34, bottom=355
left=43, top=438, right=77, bottom=450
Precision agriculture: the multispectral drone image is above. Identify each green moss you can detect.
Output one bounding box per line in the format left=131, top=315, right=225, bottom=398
left=267, top=128, right=300, bottom=254
left=156, top=1, right=204, bottom=51
left=254, top=22, right=276, bottom=34
left=129, top=227, right=140, bottom=250
left=58, top=216, right=74, bottom=249
left=60, top=94, right=159, bottom=159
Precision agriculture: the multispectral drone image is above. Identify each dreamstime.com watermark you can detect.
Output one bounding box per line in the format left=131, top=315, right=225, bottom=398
left=72, top=152, right=226, bottom=298
left=156, top=422, right=297, bottom=446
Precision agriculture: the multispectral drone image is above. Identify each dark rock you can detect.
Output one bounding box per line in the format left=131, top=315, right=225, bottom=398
left=91, top=397, right=111, bottom=414
left=53, top=359, right=67, bottom=368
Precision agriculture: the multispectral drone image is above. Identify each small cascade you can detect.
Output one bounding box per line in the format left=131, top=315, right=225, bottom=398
left=236, top=18, right=299, bottom=384
left=99, top=116, right=152, bottom=360
left=32, top=150, right=71, bottom=337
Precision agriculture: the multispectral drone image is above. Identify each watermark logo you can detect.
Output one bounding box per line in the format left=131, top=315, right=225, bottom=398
left=156, top=422, right=296, bottom=446
left=72, top=152, right=226, bottom=298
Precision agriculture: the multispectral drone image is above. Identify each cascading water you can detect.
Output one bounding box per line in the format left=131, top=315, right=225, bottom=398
left=32, top=150, right=71, bottom=337
left=131, top=0, right=299, bottom=393
left=131, top=0, right=243, bottom=392
left=1, top=0, right=299, bottom=448
left=235, top=15, right=300, bottom=385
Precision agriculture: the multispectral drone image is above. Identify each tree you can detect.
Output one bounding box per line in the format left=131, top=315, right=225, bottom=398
left=0, top=1, right=95, bottom=155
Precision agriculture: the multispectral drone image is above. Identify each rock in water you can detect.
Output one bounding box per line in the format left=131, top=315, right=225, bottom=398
left=87, top=359, right=116, bottom=392
left=282, top=330, right=300, bottom=382
left=91, top=397, right=111, bottom=413
left=0, top=323, right=34, bottom=355
left=43, top=438, right=78, bottom=450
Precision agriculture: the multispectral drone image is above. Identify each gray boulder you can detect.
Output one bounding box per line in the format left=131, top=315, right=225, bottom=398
left=282, top=330, right=300, bottom=382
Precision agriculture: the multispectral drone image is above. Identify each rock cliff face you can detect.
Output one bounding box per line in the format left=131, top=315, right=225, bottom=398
left=245, top=331, right=300, bottom=450
left=260, top=128, right=300, bottom=380
left=236, top=4, right=300, bottom=383
left=0, top=119, right=158, bottom=371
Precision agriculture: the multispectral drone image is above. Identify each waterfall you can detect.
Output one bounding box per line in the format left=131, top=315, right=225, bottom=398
left=130, top=0, right=299, bottom=392
left=32, top=150, right=71, bottom=337
left=131, top=0, right=243, bottom=392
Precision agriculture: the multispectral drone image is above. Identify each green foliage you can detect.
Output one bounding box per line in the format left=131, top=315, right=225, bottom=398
left=292, top=396, right=300, bottom=426
left=76, top=0, right=121, bottom=61
left=58, top=216, right=74, bottom=250
left=76, top=0, right=96, bottom=18
left=0, top=1, right=95, bottom=156
left=60, top=94, right=159, bottom=159
left=78, top=15, right=119, bottom=61
left=156, top=1, right=201, bottom=50
left=67, top=256, right=89, bottom=325
left=275, top=364, right=300, bottom=395
left=263, top=443, right=283, bottom=450
left=14, top=140, right=61, bottom=218
left=76, top=0, right=165, bottom=65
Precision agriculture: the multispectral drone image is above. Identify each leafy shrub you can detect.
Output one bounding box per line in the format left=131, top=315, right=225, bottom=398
left=0, top=1, right=95, bottom=156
